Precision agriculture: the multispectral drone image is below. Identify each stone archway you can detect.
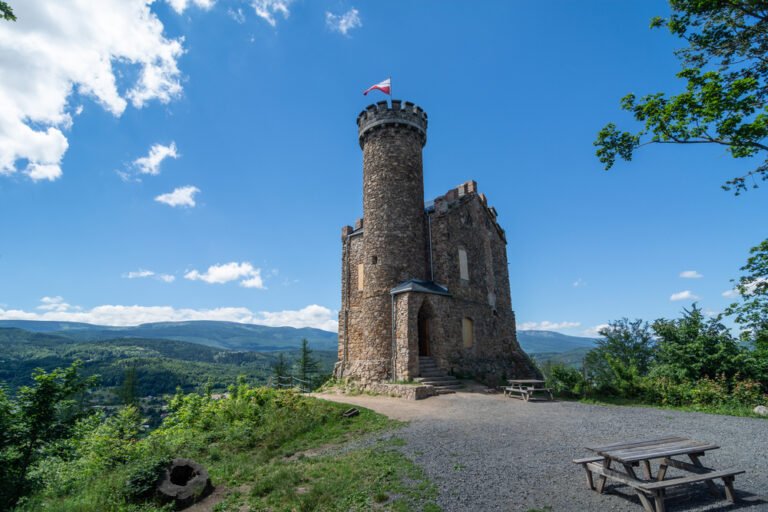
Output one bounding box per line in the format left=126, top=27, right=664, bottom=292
left=417, top=300, right=432, bottom=357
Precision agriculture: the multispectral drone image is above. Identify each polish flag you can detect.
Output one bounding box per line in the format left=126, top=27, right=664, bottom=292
left=363, top=78, right=391, bottom=96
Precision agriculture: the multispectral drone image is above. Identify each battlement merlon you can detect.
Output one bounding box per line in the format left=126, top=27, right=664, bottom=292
left=357, top=99, right=428, bottom=149
left=430, top=180, right=507, bottom=243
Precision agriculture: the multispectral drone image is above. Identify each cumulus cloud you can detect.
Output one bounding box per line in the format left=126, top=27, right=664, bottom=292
left=582, top=324, right=610, bottom=337
left=251, top=0, right=292, bottom=26
left=123, top=269, right=175, bottom=282
left=155, top=185, right=200, bottom=207
left=670, top=290, right=699, bottom=301
left=680, top=270, right=703, bottom=279
left=722, top=288, right=739, bottom=298
left=518, top=321, right=581, bottom=331
left=0, top=1, right=186, bottom=181
left=37, top=296, right=76, bottom=312
left=166, top=0, right=215, bottom=14
left=0, top=298, right=337, bottom=331
left=133, top=142, right=178, bottom=175
left=185, top=262, right=265, bottom=289
left=325, top=8, right=362, bottom=36
left=572, top=278, right=586, bottom=288
left=723, top=277, right=768, bottom=298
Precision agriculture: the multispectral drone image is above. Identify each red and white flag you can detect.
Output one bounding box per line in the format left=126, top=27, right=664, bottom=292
left=363, top=78, right=391, bottom=96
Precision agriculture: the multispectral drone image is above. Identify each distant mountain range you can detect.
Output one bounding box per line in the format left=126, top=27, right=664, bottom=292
left=0, top=320, right=598, bottom=355
left=516, top=330, right=597, bottom=354
left=0, top=320, right=338, bottom=352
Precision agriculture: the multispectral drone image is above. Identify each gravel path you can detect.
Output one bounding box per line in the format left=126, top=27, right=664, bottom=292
left=315, top=391, right=768, bottom=512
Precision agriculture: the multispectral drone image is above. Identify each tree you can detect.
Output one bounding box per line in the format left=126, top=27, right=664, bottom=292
left=584, top=318, right=655, bottom=395
left=272, top=353, right=290, bottom=386
left=652, top=305, right=747, bottom=382
left=119, top=365, right=138, bottom=406
left=1, top=1, right=15, bottom=21
left=595, top=1, right=768, bottom=194
left=725, top=238, right=768, bottom=351
left=295, top=339, right=319, bottom=387
left=0, top=362, right=97, bottom=509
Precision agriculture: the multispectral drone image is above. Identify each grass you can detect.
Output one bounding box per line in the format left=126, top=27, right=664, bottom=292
left=17, top=388, right=441, bottom=512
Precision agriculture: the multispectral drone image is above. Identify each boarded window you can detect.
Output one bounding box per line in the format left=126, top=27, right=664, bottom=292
left=357, top=263, right=364, bottom=291
left=462, top=317, right=474, bottom=348
left=458, top=249, right=469, bottom=281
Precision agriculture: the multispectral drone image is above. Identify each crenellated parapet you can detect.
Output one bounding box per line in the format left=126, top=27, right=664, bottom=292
left=430, top=180, right=506, bottom=242
left=357, top=100, right=428, bottom=149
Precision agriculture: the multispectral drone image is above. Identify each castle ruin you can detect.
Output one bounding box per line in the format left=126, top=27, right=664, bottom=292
left=334, top=100, right=537, bottom=388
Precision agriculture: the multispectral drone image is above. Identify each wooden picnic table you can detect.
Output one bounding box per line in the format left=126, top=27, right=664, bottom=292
left=503, top=379, right=553, bottom=401
left=573, top=436, right=744, bottom=512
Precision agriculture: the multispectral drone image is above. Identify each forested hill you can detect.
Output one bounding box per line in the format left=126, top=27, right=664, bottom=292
left=516, top=330, right=597, bottom=354
left=0, top=327, right=336, bottom=395
left=0, top=319, right=338, bottom=351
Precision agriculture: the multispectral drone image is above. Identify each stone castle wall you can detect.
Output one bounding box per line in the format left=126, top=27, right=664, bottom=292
left=336, top=100, right=538, bottom=385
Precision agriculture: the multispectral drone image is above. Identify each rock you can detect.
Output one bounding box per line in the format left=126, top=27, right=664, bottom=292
left=156, top=458, right=213, bottom=509
left=754, top=405, right=768, bottom=416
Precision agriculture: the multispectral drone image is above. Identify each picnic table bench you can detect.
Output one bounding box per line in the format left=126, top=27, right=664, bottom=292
left=503, top=379, right=553, bottom=401
left=573, top=436, right=744, bottom=512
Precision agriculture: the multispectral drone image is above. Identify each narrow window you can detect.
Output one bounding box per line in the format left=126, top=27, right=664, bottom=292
left=458, top=248, right=469, bottom=281
left=462, top=317, right=474, bottom=348
left=371, top=255, right=377, bottom=265
left=357, top=263, right=364, bottom=291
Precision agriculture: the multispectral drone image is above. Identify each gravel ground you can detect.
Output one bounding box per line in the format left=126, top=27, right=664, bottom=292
left=315, top=391, right=768, bottom=512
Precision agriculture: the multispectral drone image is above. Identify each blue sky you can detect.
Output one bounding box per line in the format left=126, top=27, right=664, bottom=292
left=0, top=0, right=765, bottom=335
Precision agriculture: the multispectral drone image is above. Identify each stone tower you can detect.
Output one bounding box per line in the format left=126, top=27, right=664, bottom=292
left=336, top=99, right=537, bottom=387
left=357, top=100, right=429, bottom=382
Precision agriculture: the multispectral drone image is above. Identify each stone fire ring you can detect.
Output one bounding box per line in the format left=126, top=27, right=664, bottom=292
left=156, top=458, right=213, bottom=509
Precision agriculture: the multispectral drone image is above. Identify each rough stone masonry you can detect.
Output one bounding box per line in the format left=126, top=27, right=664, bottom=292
left=334, top=99, right=537, bottom=387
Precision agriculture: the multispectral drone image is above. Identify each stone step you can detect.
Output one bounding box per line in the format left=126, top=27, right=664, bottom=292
left=418, top=370, right=447, bottom=377
left=436, top=388, right=457, bottom=395
left=414, top=376, right=455, bottom=383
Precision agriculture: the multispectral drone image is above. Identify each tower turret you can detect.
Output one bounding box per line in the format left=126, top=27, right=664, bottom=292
left=357, top=99, right=429, bottom=380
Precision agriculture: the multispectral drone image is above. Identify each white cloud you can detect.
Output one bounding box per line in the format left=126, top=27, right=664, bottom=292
left=37, top=296, right=74, bottom=312
left=0, top=1, right=186, bottom=181
left=185, top=262, right=265, bottom=289
left=680, top=270, right=703, bottom=279
left=723, top=277, right=768, bottom=298
left=155, top=185, right=200, bottom=207
left=228, top=7, right=246, bottom=23
left=518, top=321, right=581, bottom=331
left=166, top=0, right=215, bottom=15
left=670, top=290, right=699, bottom=301
left=582, top=324, right=610, bottom=337
left=251, top=0, right=292, bottom=26
left=572, top=278, right=586, bottom=288
left=133, top=142, right=178, bottom=175
left=0, top=299, right=337, bottom=331
left=325, top=8, right=362, bottom=36
left=123, top=269, right=175, bottom=283
left=124, top=269, right=155, bottom=279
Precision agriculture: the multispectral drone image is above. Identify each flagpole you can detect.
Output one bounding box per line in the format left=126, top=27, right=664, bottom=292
left=389, top=75, right=392, bottom=104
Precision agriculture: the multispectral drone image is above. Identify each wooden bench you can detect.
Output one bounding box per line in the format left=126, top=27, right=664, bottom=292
left=504, top=385, right=553, bottom=401
left=637, top=468, right=744, bottom=509
left=573, top=455, right=744, bottom=512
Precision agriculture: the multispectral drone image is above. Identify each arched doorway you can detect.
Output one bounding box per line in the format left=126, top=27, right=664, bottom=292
left=417, top=302, right=432, bottom=357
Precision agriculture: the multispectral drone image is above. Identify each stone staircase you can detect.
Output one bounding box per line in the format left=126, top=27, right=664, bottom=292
left=414, top=356, right=462, bottom=394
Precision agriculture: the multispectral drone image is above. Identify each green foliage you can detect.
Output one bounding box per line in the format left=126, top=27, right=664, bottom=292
left=726, top=238, right=768, bottom=354
left=18, top=377, right=407, bottom=511
left=295, top=338, right=319, bottom=384
left=584, top=318, right=654, bottom=396
left=652, top=305, right=747, bottom=382
left=595, top=0, right=768, bottom=193
left=0, top=362, right=97, bottom=510
left=1, top=1, right=15, bottom=21
left=541, top=362, right=586, bottom=398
